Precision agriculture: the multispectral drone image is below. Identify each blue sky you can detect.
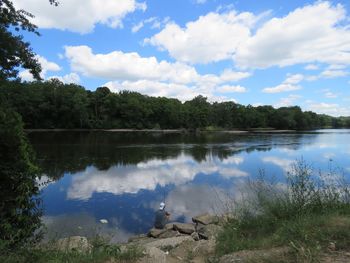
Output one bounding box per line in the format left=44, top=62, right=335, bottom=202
left=13, top=0, right=350, bottom=116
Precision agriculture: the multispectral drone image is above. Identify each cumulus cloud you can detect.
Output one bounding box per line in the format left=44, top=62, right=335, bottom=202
left=145, top=10, right=257, bottom=64
left=263, top=74, right=303, bottom=93
left=274, top=94, right=302, bottom=108
left=67, top=154, right=248, bottom=200
left=64, top=46, right=251, bottom=84
left=105, top=80, right=201, bottom=101
left=319, top=69, right=348, bottom=79
left=64, top=45, right=198, bottom=84
left=146, top=2, right=350, bottom=69
left=217, top=85, right=246, bottom=93
left=48, top=73, right=81, bottom=84
left=13, top=0, right=146, bottom=34
left=304, top=64, right=319, bottom=70
left=235, top=2, right=350, bottom=68
left=131, top=17, right=169, bottom=33
left=19, top=55, right=61, bottom=81
left=65, top=45, right=250, bottom=101
left=306, top=102, right=350, bottom=117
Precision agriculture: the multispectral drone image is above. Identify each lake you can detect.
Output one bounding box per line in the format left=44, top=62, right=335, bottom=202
left=28, top=129, right=350, bottom=242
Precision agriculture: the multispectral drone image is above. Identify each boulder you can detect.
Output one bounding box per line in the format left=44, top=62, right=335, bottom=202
left=148, top=228, right=167, bottom=238
left=165, top=223, right=174, bottom=230
left=158, top=230, right=180, bottom=239
left=191, top=239, right=216, bottom=256
left=192, top=213, right=219, bottom=225
left=141, top=247, right=167, bottom=263
left=143, top=236, right=193, bottom=249
left=198, top=224, right=223, bottom=240
left=173, top=223, right=195, bottom=235
left=56, top=236, right=91, bottom=253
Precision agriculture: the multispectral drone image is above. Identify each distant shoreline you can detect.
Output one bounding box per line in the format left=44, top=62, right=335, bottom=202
left=25, top=128, right=298, bottom=133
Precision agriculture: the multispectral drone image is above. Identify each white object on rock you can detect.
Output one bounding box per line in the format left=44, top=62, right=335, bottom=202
left=100, top=219, right=108, bottom=224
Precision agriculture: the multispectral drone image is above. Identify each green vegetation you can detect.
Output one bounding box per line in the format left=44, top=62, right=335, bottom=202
left=1, top=80, right=349, bottom=130
left=0, top=107, right=42, bottom=250
left=216, top=160, right=350, bottom=262
left=0, top=239, right=143, bottom=263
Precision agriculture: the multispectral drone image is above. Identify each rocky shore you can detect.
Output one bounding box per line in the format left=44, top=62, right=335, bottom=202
left=56, top=213, right=227, bottom=263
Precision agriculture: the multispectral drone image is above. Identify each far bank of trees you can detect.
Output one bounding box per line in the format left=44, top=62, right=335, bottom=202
left=1, top=79, right=349, bottom=130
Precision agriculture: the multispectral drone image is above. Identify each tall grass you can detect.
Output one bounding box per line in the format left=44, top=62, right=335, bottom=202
left=216, top=159, right=350, bottom=262
left=0, top=235, right=143, bottom=263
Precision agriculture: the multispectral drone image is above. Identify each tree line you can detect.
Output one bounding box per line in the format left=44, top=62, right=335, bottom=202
left=1, top=79, right=349, bottom=130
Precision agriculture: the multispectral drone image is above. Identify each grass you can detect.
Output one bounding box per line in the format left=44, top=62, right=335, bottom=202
left=216, top=159, right=350, bottom=262
left=0, top=235, right=143, bottom=263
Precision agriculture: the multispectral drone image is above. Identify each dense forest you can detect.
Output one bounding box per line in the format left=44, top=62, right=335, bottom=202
left=1, top=79, right=350, bottom=130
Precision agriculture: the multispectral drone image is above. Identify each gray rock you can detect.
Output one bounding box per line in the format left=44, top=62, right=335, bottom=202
left=173, top=223, right=195, bottom=234
left=191, top=239, right=216, bottom=256
left=191, top=232, right=200, bottom=241
left=165, top=223, right=174, bottom=230
left=142, top=247, right=166, bottom=263
left=143, top=236, right=193, bottom=249
left=128, top=234, right=148, bottom=243
left=158, top=229, right=179, bottom=239
left=192, top=213, right=219, bottom=225
left=148, top=228, right=167, bottom=238
left=198, top=224, right=223, bottom=240
left=56, top=236, right=91, bottom=253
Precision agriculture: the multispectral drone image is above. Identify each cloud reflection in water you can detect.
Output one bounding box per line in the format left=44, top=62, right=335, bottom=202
left=67, top=153, right=248, bottom=200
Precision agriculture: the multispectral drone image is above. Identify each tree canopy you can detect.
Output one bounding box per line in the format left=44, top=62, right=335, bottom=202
left=1, top=80, right=349, bottom=130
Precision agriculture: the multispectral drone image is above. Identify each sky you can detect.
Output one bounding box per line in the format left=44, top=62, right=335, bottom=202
left=12, top=0, right=350, bottom=116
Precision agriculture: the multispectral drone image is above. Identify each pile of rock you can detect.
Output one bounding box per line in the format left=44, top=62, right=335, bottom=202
left=147, top=213, right=221, bottom=241
left=123, top=213, right=224, bottom=262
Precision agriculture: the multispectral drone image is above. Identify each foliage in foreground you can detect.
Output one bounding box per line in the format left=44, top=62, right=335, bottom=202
left=0, top=107, right=42, bottom=250
left=216, top=160, right=350, bottom=262
left=0, top=236, right=143, bottom=263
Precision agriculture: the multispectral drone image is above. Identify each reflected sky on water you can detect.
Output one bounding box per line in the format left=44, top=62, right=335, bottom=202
left=28, top=130, right=350, bottom=242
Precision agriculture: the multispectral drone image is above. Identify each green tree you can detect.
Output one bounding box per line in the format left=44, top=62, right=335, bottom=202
left=0, top=107, right=42, bottom=250
left=0, top=0, right=42, bottom=80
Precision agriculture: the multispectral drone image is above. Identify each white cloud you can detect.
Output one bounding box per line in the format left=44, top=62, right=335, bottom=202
left=13, top=0, right=146, bottom=34
left=131, top=21, right=144, bottom=33
left=65, top=45, right=198, bottom=84
left=132, top=17, right=169, bottom=33
left=263, top=74, right=303, bottom=93
left=304, top=64, right=319, bottom=70
left=105, top=80, right=199, bottom=101
left=145, top=10, right=257, bottom=64
left=67, top=154, right=248, bottom=200
left=235, top=2, right=350, bottom=68
left=323, top=89, right=338, bottom=99
left=195, top=0, right=207, bottom=4
left=65, top=45, right=251, bottom=101
left=217, top=85, right=246, bottom=93
left=19, top=55, right=61, bottom=81
left=306, top=102, right=350, bottom=117
left=274, top=94, right=301, bottom=108
left=319, top=69, right=348, bottom=78
left=262, top=156, right=294, bottom=173
left=48, top=73, right=81, bottom=84
left=105, top=80, right=236, bottom=102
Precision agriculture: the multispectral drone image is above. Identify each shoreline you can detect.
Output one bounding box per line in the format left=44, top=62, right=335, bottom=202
left=25, top=128, right=298, bottom=133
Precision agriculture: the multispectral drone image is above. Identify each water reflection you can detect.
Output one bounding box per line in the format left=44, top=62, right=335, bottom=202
left=27, top=130, right=350, bottom=241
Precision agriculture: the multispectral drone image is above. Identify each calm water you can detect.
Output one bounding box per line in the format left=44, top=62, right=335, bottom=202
left=28, top=130, right=350, bottom=242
